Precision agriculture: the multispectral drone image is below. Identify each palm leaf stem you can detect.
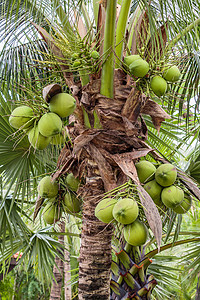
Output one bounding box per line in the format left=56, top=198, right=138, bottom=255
left=115, top=0, right=132, bottom=67
left=92, top=0, right=99, bottom=27
left=100, top=0, right=117, bottom=98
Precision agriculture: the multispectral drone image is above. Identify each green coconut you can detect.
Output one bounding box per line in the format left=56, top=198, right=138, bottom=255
left=37, top=176, right=58, bottom=198
left=143, top=179, right=163, bottom=205
left=129, top=59, right=149, bottom=78
left=91, top=50, right=100, bottom=59
left=124, top=219, right=148, bottom=246
left=66, top=173, right=80, bottom=191
left=124, top=55, right=142, bottom=67
left=155, top=163, right=177, bottom=187
left=112, top=198, right=139, bottom=225
left=43, top=202, right=60, bottom=224
left=173, top=194, right=192, bottom=214
left=161, top=185, right=184, bottom=208
left=72, top=60, right=81, bottom=68
left=72, top=53, right=79, bottom=60
left=28, top=126, right=51, bottom=150
left=95, top=198, right=118, bottom=224
left=150, top=76, right=167, bottom=97
left=135, top=160, right=156, bottom=183
left=163, top=65, right=181, bottom=82
left=38, top=112, right=62, bottom=137
left=64, top=192, right=81, bottom=214
left=49, top=93, right=76, bottom=118
left=9, top=106, right=34, bottom=129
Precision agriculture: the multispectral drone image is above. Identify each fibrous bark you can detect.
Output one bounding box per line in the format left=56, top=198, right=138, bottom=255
left=78, top=175, right=113, bottom=300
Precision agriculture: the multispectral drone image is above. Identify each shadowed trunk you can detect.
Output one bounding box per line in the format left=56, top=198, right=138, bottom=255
left=50, top=221, right=65, bottom=300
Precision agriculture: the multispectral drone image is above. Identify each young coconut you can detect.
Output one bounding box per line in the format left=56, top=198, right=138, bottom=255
left=150, top=76, right=167, bottom=97
left=155, top=163, right=177, bottom=187
left=64, top=192, right=81, bottom=214
left=124, top=55, right=142, bottom=67
left=49, top=93, right=76, bottom=118
left=66, top=173, right=80, bottom=192
left=163, top=65, right=181, bottom=82
left=135, top=160, right=156, bottom=183
left=124, top=219, right=148, bottom=246
left=91, top=50, right=100, bottom=59
left=28, top=126, right=51, bottom=150
left=37, top=176, right=58, bottom=198
left=9, top=106, right=34, bottom=129
left=173, top=194, right=192, bottom=214
left=129, top=59, right=149, bottom=78
left=143, top=179, right=163, bottom=206
left=112, top=198, right=139, bottom=225
left=95, top=198, right=118, bottom=224
left=161, top=185, right=184, bottom=208
left=43, top=202, right=60, bottom=224
left=38, top=112, right=62, bottom=137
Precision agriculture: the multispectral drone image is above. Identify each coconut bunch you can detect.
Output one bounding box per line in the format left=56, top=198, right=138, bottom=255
left=37, top=173, right=82, bottom=224
left=136, top=160, right=192, bottom=214
left=95, top=197, right=148, bottom=247
left=9, top=91, right=76, bottom=150
left=71, top=49, right=100, bottom=70
left=37, top=176, right=61, bottom=224
left=124, top=54, right=181, bottom=97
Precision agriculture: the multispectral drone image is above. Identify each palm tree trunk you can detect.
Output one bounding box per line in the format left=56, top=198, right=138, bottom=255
left=78, top=169, right=113, bottom=300
left=50, top=221, right=65, bottom=300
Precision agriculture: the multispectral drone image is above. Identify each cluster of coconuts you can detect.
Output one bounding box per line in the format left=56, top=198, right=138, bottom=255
left=37, top=173, right=81, bottom=224
left=95, top=197, right=148, bottom=247
left=71, top=50, right=100, bottom=69
left=124, top=54, right=181, bottom=97
left=135, top=160, right=192, bottom=214
left=9, top=92, right=76, bottom=150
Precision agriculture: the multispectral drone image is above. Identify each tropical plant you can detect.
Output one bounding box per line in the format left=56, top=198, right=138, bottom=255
left=0, top=0, right=200, bottom=299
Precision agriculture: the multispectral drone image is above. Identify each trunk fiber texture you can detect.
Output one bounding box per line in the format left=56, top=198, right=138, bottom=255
left=78, top=176, right=113, bottom=300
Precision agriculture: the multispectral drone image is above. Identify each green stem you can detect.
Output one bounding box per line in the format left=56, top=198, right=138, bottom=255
left=167, top=18, right=200, bottom=49
left=79, top=69, right=90, bottom=86
left=93, top=0, right=99, bottom=27
left=115, top=0, right=132, bottom=67
left=100, top=0, right=117, bottom=98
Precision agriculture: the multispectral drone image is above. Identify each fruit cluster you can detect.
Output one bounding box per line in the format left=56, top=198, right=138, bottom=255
left=37, top=173, right=81, bottom=224
left=9, top=92, right=76, bottom=150
left=124, top=54, right=181, bottom=97
left=135, top=161, right=192, bottom=214
left=95, top=197, right=148, bottom=247
left=71, top=50, right=100, bottom=70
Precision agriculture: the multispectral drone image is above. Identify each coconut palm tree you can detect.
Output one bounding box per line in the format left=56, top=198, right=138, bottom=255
left=0, top=0, right=200, bottom=299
